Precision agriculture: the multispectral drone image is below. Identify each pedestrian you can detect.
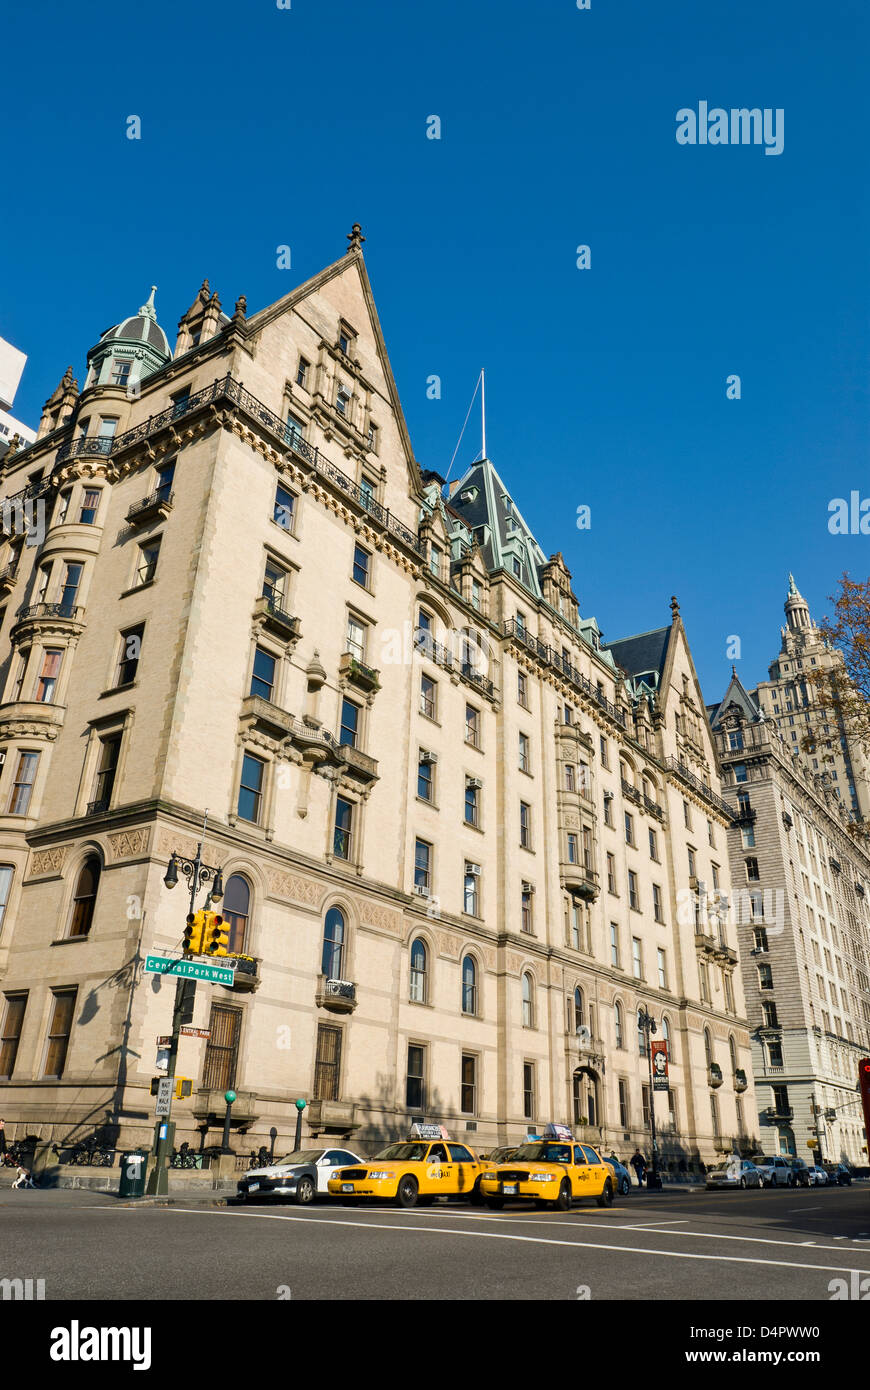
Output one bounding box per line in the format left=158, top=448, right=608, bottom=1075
left=0, top=1117, right=6, bottom=1156
left=630, top=1148, right=647, bottom=1187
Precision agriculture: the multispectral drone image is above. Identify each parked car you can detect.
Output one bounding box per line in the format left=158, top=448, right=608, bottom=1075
left=604, top=1155, right=632, bottom=1196
left=822, top=1162, right=853, bottom=1186
left=328, top=1139, right=482, bottom=1208
left=705, top=1158, right=762, bottom=1190
left=236, top=1147, right=363, bottom=1204
left=785, top=1158, right=811, bottom=1188
left=753, top=1155, right=795, bottom=1187
left=807, top=1165, right=829, bottom=1186
left=479, top=1138, right=614, bottom=1211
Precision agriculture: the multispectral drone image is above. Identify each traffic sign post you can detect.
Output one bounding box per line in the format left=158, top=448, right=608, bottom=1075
left=155, top=1077, right=173, bottom=1118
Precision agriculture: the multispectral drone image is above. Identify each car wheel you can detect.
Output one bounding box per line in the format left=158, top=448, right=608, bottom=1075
left=295, top=1176, right=315, bottom=1205
left=469, top=1178, right=484, bottom=1207
left=787, top=1174, right=794, bottom=1188
left=739, top=1177, right=747, bottom=1189
left=597, top=1178, right=614, bottom=1209
left=485, top=1196, right=504, bottom=1210
left=620, top=1176, right=631, bottom=1196
left=395, top=1175, right=419, bottom=1209
left=554, top=1179, right=571, bottom=1212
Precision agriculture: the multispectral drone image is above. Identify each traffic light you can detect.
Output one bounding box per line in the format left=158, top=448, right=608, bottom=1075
left=204, top=912, right=231, bottom=955
left=183, top=910, right=209, bottom=954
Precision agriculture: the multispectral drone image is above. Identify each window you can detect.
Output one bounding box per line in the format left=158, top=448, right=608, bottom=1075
left=274, top=483, right=296, bottom=532
left=56, top=491, right=71, bottom=526
left=410, top=938, right=427, bottom=1002
left=638, top=1011, right=647, bottom=1056
left=420, top=674, right=437, bottom=720
left=521, top=885, right=534, bottom=934
left=406, top=1044, right=426, bottom=1110
left=632, top=937, right=643, bottom=979
left=683, top=800, right=691, bottom=829
left=710, top=1092, right=720, bottom=1140
left=203, top=1005, right=242, bottom=1091
left=461, top=1054, right=477, bottom=1114
left=285, top=412, right=305, bottom=447
left=69, top=857, right=101, bottom=937
left=611, top=922, right=621, bottom=968
left=0, top=865, right=12, bottom=935
left=462, top=954, right=478, bottom=1015
left=517, top=670, right=529, bottom=708
left=519, top=732, right=530, bottom=773
left=523, top=1062, right=535, bottom=1120
left=250, top=647, right=277, bottom=702
left=742, top=825, right=756, bottom=848
left=221, top=874, right=251, bottom=955
left=754, top=927, right=769, bottom=952
left=657, top=948, right=667, bottom=989
left=465, top=704, right=480, bottom=747
left=322, top=907, right=345, bottom=979
left=762, top=1001, right=779, bottom=1027
left=624, top=811, right=634, bottom=845
left=573, top=986, right=584, bottom=1031
left=59, top=562, right=83, bottom=616
left=352, top=545, right=370, bottom=589
left=43, top=988, right=77, bottom=1078
left=653, top=883, right=664, bottom=923
left=600, top=736, right=609, bottom=767
left=263, top=559, right=288, bottom=607
left=429, top=544, right=442, bottom=580
left=340, top=698, right=360, bottom=748
left=7, top=750, right=38, bottom=816
left=414, top=838, right=431, bottom=894
left=464, top=779, right=479, bottom=827
left=0, top=993, right=26, bottom=1078
left=603, top=795, right=613, bottom=827
left=89, top=736, right=119, bottom=814
left=471, top=578, right=482, bottom=612
left=618, top=1078, right=629, bottom=1128
left=520, top=802, right=531, bottom=849
left=565, top=763, right=575, bottom=793
left=137, top=537, right=161, bottom=586
left=699, top=960, right=710, bottom=1004
left=614, top=1001, right=624, bottom=1048
left=79, top=488, right=101, bottom=525
left=97, top=417, right=118, bottom=439
left=711, top=864, right=720, bottom=891
left=522, top=971, right=535, bottom=1027
left=734, top=763, right=748, bottom=784
left=116, top=624, right=143, bottom=686
left=687, top=847, right=696, bottom=879
left=628, top=870, right=639, bottom=911
left=464, top=862, right=480, bottom=915
left=336, top=383, right=350, bottom=417
left=707, top=820, right=715, bottom=847
left=334, top=797, right=354, bottom=861
left=156, top=460, right=175, bottom=503
left=648, top=827, right=659, bottom=860
left=314, top=1024, right=342, bottom=1102
left=238, top=752, right=265, bottom=824
left=346, top=615, right=366, bottom=662
left=567, top=833, right=578, bottom=865
left=111, top=359, right=131, bottom=387
left=34, top=649, right=62, bottom=703
left=296, top=358, right=310, bottom=388
left=417, top=752, right=434, bottom=802
left=607, top=853, right=616, bottom=894
left=746, top=857, right=760, bottom=881
left=662, top=1014, right=673, bottom=1062
left=570, top=901, right=581, bottom=950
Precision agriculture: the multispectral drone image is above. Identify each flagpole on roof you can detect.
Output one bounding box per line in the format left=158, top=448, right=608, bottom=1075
left=481, top=369, right=486, bottom=461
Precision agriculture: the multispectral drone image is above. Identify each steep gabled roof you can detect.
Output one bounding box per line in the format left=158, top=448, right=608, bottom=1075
left=448, top=457, right=548, bottom=597
left=708, top=671, right=762, bottom=728
left=606, top=626, right=671, bottom=689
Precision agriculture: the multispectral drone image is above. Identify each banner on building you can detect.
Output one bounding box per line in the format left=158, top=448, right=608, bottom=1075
left=651, top=1040, right=669, bottom=1091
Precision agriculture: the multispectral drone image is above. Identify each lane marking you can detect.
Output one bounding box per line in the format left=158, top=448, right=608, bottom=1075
left=157, top=1206, right=870, bottom=1276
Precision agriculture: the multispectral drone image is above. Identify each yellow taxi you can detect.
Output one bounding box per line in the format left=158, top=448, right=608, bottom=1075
left=328, top=1135, right=482, bottom=1208
left=479, top=1135, right=615, bottom=1211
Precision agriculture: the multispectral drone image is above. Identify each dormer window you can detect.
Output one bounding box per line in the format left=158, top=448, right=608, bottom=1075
left=460, top=486, right=478, bottom=504
left=338, top=323, right=356, bottom=358
left=512, top=555, right=523, bottom=579
left=111, top=360, right=131, bottom=387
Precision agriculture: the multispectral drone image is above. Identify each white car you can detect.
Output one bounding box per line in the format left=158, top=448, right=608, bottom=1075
left=706, top=1158, right=763, bottom=1190
left=235, top=1147, right=363, bottom=1204
left=807, top=1165, right=829, bottom=1186
left=753, top=1155, right=795, bottom=1187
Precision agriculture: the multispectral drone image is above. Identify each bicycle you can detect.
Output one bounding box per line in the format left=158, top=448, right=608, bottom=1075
left=247, top=1146, right=271, bottom=1170
left=170, top=1142, right=198, bottom=1170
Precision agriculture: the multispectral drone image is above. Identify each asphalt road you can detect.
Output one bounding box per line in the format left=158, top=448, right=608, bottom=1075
left=1, top=1183, right=869, bottom=1302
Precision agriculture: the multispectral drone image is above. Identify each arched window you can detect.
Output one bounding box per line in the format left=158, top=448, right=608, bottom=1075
left=614, top=1001, right=624, bottom=1049
left=574, top=986, right=584, bottom=1032
left=637, top=1009, right=646, bottom=1056
left=522, top=971, right=534, bottom=1028
left=462, top=954, right=477, bottom=1015
left=728, top=1035, right=737, bottom=1075
left=221, top=874, right=251, bottom=954
left=410, top=938, right=427, bottom=1003
left=69, top=857, right=100, bottom=937
left=704, top=1028, right=713, bottom=1067
left=322, top=907, right=345, bottom=979
left=662, top=1014, right=674, bottom=1062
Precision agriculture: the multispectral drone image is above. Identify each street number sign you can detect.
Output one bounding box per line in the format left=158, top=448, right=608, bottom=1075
left=144, top=953, right=236, bottom=986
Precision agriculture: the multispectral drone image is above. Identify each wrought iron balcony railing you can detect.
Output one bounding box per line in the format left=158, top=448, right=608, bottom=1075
left=502, top=619, right=626, bottom=727
left=15, top=600, right=84, bottom=624
left=663, top=756, right=734, bottom=820
left=55, top=435, right=114, bottom=463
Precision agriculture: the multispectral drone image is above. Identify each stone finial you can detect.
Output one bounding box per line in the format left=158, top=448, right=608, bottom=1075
left=139, top=286, right=157, bottom=320
left=346, top=223, right=365, bottom=254
left=232, top=295, right=247, bottom=321
left=670, top=595, right=680, bottom=620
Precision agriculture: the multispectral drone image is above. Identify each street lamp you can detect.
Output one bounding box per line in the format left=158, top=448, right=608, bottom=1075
left=637, top=1006, right=662, bottom=1190
left=222, top=1091, right=237, bottom=1154
left=146, top=810, right=225, bottom=1197
left=294, top=1098, right=307, bottom=1153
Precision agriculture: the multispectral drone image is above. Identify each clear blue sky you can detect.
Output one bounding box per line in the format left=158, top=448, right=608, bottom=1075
left=2, top=0, right=868, bottom=702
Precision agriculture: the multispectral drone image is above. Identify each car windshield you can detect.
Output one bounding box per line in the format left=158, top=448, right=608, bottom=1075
left=374, top=1143, right=429, bottom=1162
left=711, top=1163, right=734, bottom=1173
left=511, top=1142, right=572, bottom=1163
left=276, top=1150, right=323, bottom=1165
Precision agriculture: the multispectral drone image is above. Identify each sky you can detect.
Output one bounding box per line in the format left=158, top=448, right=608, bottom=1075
left=2, top=0, right=868, bottom=702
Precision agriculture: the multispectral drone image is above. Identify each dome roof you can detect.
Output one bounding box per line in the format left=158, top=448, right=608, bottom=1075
left=98, top=286, right=171, bottom=358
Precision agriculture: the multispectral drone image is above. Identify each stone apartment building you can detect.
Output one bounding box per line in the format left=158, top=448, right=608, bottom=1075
left=0, top=229, right=756, bottom=1165
left=709, top=579, right=870, bottom=1167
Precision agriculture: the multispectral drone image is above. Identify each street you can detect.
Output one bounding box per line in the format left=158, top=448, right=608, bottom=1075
left=2, top=1184, right=868, bottom=1302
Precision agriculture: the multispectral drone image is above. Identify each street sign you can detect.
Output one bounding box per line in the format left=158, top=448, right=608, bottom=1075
left=155, top=1077, right=173, bottom=1118
left=156, top=1027, right=210, bottom=1045
left=144, top=953, right=236, bottom=986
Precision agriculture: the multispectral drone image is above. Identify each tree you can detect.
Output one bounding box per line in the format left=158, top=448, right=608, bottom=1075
left=801, top=574, right=870, bottom=831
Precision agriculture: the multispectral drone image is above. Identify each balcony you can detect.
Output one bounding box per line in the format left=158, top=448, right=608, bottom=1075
left=732, top=806, right=757, bottom=827
left=565, top=1033, right=606, bottom=1068
left=709, top=1064, right=724, bottom=1089
left=306, top=1099, right=360, bottom=1134
left=239, top=694, right=294, bottom=742
left=663, top=756, right=734, bottom=820
left=502, top=619, right=626, bottom=727
left=11, top=601, right=85, bottom=639
left=228, top=955, right=260, bottom=993
left=338, top=743, right=379, bottom=785
left=339, top=651, right=381, bottom=695
left=55, top=435, right=114, bottom=463
left=315, top=975, right=357, bottom=1014
left=694, top=930, right=718, bottom=956
left=87, top=796, right=112, bottom=816
left=562, top=864, right=599, bottom=901
left=0, top=564, right=19, bottom=597
left=253, top=594, right=301, bottom=642
left=126, top=489, right=174, bottom=527
left=734, top=1069, right=748, bottom=1093
left=0, top=700, right=65, bottom=741
left=765, top=1104, right=793, bottom=1122
left=192, top=1089, right=260, bottom=1126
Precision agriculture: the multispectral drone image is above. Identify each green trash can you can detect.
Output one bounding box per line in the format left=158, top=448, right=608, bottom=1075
left=118, top=1150, right=148, bottom=1198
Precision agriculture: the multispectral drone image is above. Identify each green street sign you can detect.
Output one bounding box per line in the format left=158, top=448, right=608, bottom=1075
left=144, top=953, right=236, bottom=986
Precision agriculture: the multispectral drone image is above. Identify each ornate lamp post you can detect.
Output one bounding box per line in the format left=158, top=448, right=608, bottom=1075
left=146, top=811, right=224, bottom=1196
left=294, top=1098, right=307, bottom=1152
left=638, top=1006, right=662, bottom=1190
